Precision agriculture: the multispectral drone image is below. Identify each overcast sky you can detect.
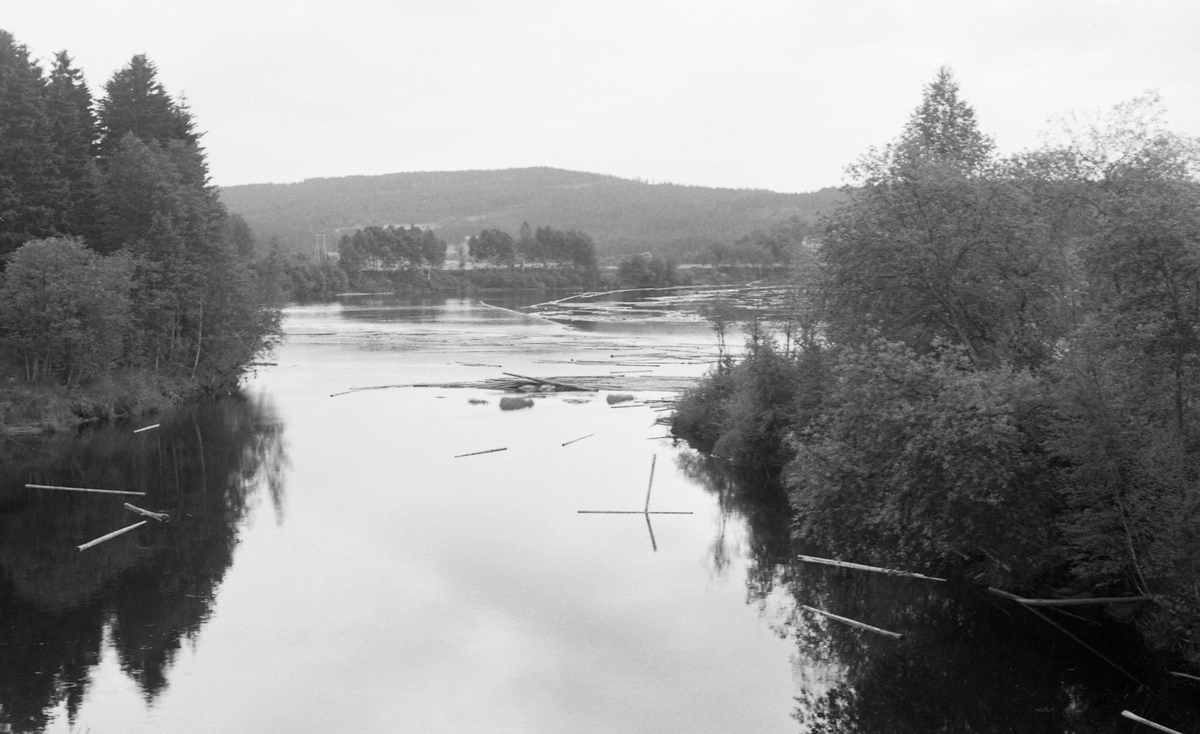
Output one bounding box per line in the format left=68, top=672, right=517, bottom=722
left=7, top=0, right=1198, bottom=193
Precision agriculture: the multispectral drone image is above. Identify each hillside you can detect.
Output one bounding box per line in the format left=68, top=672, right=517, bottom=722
left=218, top=167, right=841, bottom=258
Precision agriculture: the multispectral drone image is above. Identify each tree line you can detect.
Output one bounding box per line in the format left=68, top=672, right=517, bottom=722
left=0, top=30, right=279, bottom=401
left=338, top=225, right=446, bottom=274
left=673, top=68, right=1200, bottom=665
left=467, top=222, right=598, bottom=271
left=217, top=167, right=837, bottom=260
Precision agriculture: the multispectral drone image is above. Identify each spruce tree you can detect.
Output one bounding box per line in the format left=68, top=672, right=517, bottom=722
left=0, top=31, right=63, bottom=259
left=894, top=66, right=995, bottom=173
left=97, top=55, right=196, bottom=160
left=96, top=55, right=277, bottom=386
left=45, top=51, right=102, bottom=242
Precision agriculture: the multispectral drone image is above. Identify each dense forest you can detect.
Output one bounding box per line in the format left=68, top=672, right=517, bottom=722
left=673, top=69, right=1200, bottom=666
left=0, top=30, right=280, bottom=430
left=219, top=167, right=840, bottom=260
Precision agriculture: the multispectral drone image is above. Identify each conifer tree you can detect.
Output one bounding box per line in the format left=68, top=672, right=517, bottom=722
left=894, top=66, right=995, bottom=174
left=95, top=55, right=276, bottom=386
left=96, top=55, right=196, bottom=160
left=45, top=51, right=102, bottom=242
left=0, top=31, right=63, bottom=259
left=819, top=67, right=1064, bottom=367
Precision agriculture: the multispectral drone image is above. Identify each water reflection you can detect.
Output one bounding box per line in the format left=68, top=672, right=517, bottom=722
left=0, top=395, right=286, bottom=733
left=675, top=454, right=791, bottom=593
left=677, top=454, right=1200, bottom=734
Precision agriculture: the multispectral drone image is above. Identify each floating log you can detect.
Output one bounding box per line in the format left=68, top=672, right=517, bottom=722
left=1121, top=711, right=1185, bottom=734
left=498, top=396, right=535, bottom=411
left=562, top=434, right=593, bottom=447
left=77, top=521, right=147, bottom=551
left=987, top=588, right=1155, bottom=607
left=26, top=483, right=146, bottom=497
left=1169, top=670, right=1200, bottom=683
left=645, top=513, right=658, bottom=552
left=797, top=554, right=946, bottom=582
left=577, top=510, right=693, bottom=515
left=501, top=372, right=591, bottom=392
left=124, top=503, right=169, bottom=522
left=800, top=605, right=903, bottom=639
left=330, top=384, right=412, bottom=397
left=133, top=423, right=160, bottom=433
left=454, top=447, right=507, bottom=458
left=1016, top=600, right=1143, bottom=685
left=644, top=455, right=657, bottom=512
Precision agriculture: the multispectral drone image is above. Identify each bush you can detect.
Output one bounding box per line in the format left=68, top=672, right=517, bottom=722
left=786, top=340, right=1060, bottom=582
left=673, top=321, right=827, bottom=469
left=0, top=237, right=133, bottom=385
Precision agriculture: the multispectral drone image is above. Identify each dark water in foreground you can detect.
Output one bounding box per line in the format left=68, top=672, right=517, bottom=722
left=1, top=293, right=1198, bottom=733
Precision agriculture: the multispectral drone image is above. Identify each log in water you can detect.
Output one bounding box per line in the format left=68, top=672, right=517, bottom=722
left=27, top=483, right=146, bottom=496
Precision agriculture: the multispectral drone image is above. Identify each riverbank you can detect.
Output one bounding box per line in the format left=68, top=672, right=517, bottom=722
left=0, top=369, right=213, bottom=435
left=670, top=336, right=1200, bottom=670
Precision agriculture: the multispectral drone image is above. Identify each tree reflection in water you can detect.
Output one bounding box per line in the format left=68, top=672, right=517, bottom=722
left=676, top=451, right=1200, bottom=734
left=0, top=394, right=286, bottom=733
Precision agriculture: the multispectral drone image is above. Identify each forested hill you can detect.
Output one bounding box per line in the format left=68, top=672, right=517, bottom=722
left=219, top=168, right=841, bottom=257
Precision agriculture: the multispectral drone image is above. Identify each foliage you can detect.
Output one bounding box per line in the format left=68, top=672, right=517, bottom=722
left=1044, top=329, right=1200, bottom=656
left=44, top=51, right=101, bottom=242
left=672, top=367, right=736, bottom=454
left=0, top=30, right=281, bottom=425
left=671, top=69, right=1200, bottom=660
left=337, top=224, right=446, bottom=274
left=0, top=31, right=61, bottom=258
left=531, top=225, right=598, bottom=271
left=96, top=54, right=196, bottom=158
left=252, top=246, right=348, bottom=302
left=615, top=251, right=676, bottom=287
left=786, top=340, right=1058, bottom=581
left=467, top=228, right=515, bottom=266
left=675, top=320, right=828, bottom=470
left=819, top=69, right=1070, bottom=368
left=708, top=215, right=814, bottom=267
left=0, top=237, right=133, bottom=384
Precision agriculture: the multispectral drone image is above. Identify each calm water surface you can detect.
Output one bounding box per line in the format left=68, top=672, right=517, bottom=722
left=2, top=293, right=1198, bottom=733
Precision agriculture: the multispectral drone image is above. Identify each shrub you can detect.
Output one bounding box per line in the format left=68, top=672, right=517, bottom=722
left=0, top=237, right=134, bottom=385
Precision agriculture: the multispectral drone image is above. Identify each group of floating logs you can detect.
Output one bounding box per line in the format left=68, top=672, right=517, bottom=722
left=25, top=484, right=169, bottom=551
left=334, top=371, right=700, bottom=397
left=333, top=372, right=592, bottom=397
left=794, top=552, right=1192, bottom=733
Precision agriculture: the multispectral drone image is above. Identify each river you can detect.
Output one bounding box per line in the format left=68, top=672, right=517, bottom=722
left=1, top=292, right=1197, bottom=733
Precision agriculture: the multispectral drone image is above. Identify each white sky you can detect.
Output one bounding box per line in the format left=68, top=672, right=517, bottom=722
left=6, top=0, right=1198, bottom=193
